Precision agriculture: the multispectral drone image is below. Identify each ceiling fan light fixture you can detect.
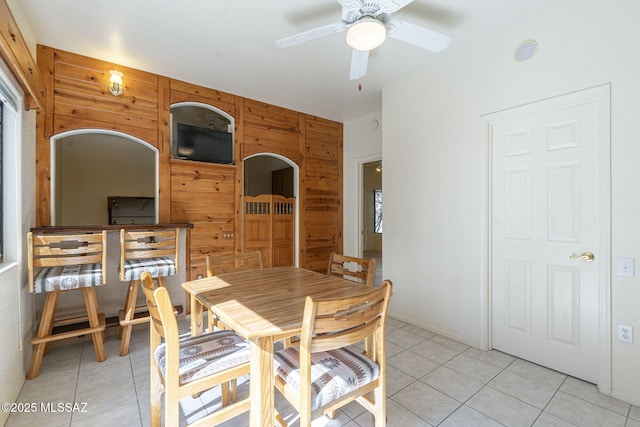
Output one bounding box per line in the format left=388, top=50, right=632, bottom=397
left=346, top=18, right=386, bottom=51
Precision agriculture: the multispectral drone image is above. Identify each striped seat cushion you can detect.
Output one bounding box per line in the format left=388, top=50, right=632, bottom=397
left=121, top=257, right=176, bottom=281
left=274, top=346, right=379, bottom=411
left=154, top=330, right=250, bottom=385
left=32, top=263, right=103, bottom=294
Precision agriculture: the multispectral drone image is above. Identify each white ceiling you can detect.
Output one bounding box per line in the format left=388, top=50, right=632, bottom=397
left=12, top=0, right=576, bottom=122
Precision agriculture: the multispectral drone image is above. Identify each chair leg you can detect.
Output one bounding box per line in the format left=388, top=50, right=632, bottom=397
left=373, top=384, right=386, bottom=427
left=150, top=368, right=163, bottom=427
left=164, top=384, right=180, bottom=427
left=119, top=280, right=139, bottom=356
left=221, top=382, right=231, bottom=407
left=26, top=291, right=59, bottom=379
left=83, top=288, right=106, bottom=362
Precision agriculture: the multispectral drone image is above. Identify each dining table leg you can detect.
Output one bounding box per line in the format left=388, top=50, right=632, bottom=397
left=249, top=335, right=275, bottom=427
left=190, top=294, right=204, bottom=336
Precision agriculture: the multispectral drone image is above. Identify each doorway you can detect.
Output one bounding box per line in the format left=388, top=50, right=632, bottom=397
left=484, top=85, right=611, bottom=389
left=362, top=160, right=383, bottom=286
left=243, top=153, right=299, bottom=267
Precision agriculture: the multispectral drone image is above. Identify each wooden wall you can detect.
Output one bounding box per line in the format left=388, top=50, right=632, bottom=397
left=35, top=45, right=343, bottom=277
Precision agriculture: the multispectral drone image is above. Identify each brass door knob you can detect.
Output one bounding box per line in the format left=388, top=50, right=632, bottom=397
left=570, top=251, right=595, bottom=262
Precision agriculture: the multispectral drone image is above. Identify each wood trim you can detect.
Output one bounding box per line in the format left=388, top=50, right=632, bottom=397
left=234, top=96, right=244, bottom=255
left=30, top=223, right=192, bottom=233
left=298, top=114, right=307, bottom=268
left=157, top=75, right=171, bottom=223
left=35, top=46, right=54, bottom=226
left=0, top=0, right=46, bottom=111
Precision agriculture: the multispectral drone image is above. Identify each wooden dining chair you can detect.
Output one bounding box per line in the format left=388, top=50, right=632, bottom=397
left=118, top=228, right=179, bottom=356
left=326, top=252, right=376, bottom=287
left=26, top=231, right=108, bottom=379
left=205, top=251, right=263, bottom=277
left=205, top=251, right=262, bottom=332
left=274, top=280, right=392, bottom=427
left=320, top=252, right=377, bottom=355
left=140, top=272, right=251, bottom=427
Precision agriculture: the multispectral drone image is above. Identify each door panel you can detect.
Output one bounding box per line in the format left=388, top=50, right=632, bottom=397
left=491, top=96, right=601, bottom=383
left=243, top=195, right=295, bottom=268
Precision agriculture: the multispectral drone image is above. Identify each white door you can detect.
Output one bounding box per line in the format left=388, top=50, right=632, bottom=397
left=490, top=88, right=609, bottom=383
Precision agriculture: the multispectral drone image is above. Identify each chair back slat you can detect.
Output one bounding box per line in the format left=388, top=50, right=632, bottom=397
left=312, top=297, right=386, bottom=334
left=326, top=252, right=376, bottom=287
left=206, top=252, right=262, bottom=277
left=310, top=318, right=382, bottom=354
left=31, top=233, right=104, bottom=245
left=123, top=248, right=176, bottom=259
left=124, top=239, right=177, bottom=251
left=33, top=254, right=103, bottom=267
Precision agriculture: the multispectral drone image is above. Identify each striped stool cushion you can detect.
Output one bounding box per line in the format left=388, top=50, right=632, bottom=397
left=32, top=263, right=103, bottom=294
left=154, top=329, right=250, bottom=385
left=121, top=257, right=176, bottom=281
left=274, top=346, right=380, bottom=411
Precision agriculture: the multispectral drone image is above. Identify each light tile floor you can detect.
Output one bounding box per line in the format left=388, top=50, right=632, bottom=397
left=6, top=317, right=640, bottom=427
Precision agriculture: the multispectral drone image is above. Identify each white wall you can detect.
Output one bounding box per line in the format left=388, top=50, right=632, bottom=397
left=56, top=133, right=156, bottom=225
left=0, top=63, right=36, bottom=426
left=382, top=1, right=640, bottom=404
left=343, top=111, right=382, bottom=258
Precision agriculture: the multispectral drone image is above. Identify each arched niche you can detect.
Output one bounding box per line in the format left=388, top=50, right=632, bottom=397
left=243, top=153, right=299, bottom=266
left=170, top=102, right=234, bottom=163
left=51, top=130, right=158, bottom=226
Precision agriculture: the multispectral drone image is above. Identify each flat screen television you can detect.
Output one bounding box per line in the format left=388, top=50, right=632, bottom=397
left=175, top=123, right=233, bottom=164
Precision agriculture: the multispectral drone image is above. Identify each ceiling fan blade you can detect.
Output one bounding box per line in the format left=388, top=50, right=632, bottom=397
left=276, top=22, right=347, bottom=48
left=335, top=0, right=362, bottom=7
left=387, top=19, right=451, bottom=52
left=379, top=0, right=416, bottom=14
left=349, top=48, right=369, bottom=80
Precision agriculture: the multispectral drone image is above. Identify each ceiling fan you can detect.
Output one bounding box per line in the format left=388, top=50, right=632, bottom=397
left=276, top=0, right=452, bottom=80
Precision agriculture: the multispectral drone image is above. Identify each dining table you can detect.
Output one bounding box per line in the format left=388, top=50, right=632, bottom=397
left=181, top=266, right=372, bottom=427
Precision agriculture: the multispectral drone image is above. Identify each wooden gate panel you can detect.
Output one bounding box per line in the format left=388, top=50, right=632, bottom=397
left=243, top=195, right=295, bottom=268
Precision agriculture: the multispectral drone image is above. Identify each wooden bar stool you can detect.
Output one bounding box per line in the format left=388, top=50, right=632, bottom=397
left=118, top=228, right=179, bottom=356
left=27, top=231, right=108, bottom=379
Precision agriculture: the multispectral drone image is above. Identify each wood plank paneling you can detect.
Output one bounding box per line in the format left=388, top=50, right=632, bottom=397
left=301, top=115, right=343, bottom=271
left=0, top=0, right=46, bottom=111
left=35, top=45, right=55, bottom=226
left=242, top=98, right=301, bottom=162
left=170, top=160, right=236, bottom=278
left=51, top=48, right=159, bottom=139
left=33, top=45, right=343, bottom=277
left=170, top=79, right=236, bottom=118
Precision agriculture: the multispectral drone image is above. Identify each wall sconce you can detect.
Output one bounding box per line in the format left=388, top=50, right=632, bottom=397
left=108, top=70, right=123, bottom=96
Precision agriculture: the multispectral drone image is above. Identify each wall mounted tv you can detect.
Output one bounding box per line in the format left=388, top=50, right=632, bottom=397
left=175, top=123, right=233, bottom=164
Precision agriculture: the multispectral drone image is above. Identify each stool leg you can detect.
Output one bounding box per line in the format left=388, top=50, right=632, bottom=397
left=83, top=288, right=106, bottom=362
left=119, top=280, right=140, bottom=356
left=118, top=281, right=135, bottom=340
left=27, top=291, right=59, bottom=379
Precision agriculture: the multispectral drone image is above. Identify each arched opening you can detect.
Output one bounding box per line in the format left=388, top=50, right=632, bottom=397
left=243, top=153, right=299, bottom=267
left=170, top=102, right=234, bottom=165
left=51, top=130, right=158, bottom=226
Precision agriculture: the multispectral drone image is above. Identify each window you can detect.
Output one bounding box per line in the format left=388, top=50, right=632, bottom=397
left=0, top=101, right=3, bottom=263
left=374, top=189, right=382, bottom=234
left=0, top=68, right=19, bottom=267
